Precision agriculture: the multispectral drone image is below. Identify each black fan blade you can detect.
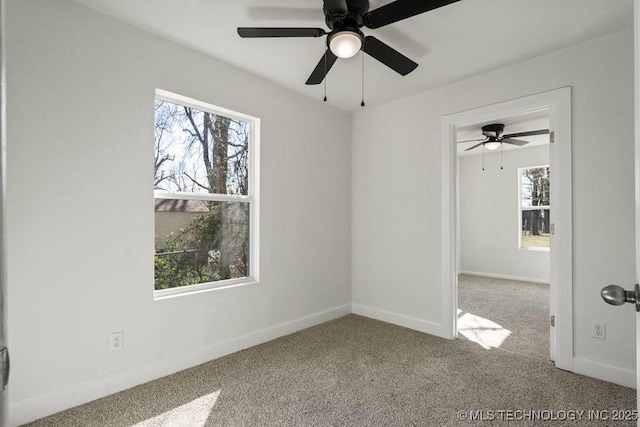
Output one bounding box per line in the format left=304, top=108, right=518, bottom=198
left=501, top=138, right=529, bottom=146
left=237, top=27, right=326, bottom=38
left=324, top=0, right=348, bottom=14
left=364, top=0, right=460, bottom=29
left=457, top=138, right=486, bottom=144
left=306, top=49, right=339, bottom=85
left=464, top=142, right=486, bottom=152
left=363, top=36, right=418, bottom=76
left=503, top=129, right=550, bottom=139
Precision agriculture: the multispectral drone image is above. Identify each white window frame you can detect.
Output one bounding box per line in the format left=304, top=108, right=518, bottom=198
left=153, top=89, right=260, bottom=299
left=518, top=165, right=550, bottom=252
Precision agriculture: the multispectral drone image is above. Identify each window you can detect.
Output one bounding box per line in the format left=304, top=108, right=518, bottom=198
left=153, top=89, right=259, bottom=297
left=519, top=166, right=550, bottom=250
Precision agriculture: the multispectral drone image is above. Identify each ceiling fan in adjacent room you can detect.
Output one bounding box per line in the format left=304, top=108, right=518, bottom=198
left=458, top=123, right=550, bottom=152
left=237, top=0, right=460, bottom=85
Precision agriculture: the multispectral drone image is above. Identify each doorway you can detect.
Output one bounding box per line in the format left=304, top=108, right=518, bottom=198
left=441, top=88, right=573, bottom=371
left=456, top=112, right=551, bottom=359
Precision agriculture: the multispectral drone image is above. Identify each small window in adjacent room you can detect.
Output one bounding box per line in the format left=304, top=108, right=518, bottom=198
left=519, top=166, right=550, bottom=250
left=153, top=89, right=259, bottom=297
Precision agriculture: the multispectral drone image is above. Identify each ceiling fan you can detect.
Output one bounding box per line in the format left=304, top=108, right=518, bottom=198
left=237, top=0, right=460, bottom=85
left=458, top=124, right=550, bottom=152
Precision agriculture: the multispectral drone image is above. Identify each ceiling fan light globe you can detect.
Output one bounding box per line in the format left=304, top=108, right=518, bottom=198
left=329, top=31, right=362, bottom=58
left=484, top=141, right=501, bottom=150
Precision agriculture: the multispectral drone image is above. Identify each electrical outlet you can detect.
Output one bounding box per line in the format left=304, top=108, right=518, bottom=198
left=109, top=331, right=124, bottom=351
left=591, top=322, right=606, bottom=340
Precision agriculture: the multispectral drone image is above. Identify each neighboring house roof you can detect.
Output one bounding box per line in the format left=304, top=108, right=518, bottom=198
left=155, top=198, right=209, bottom=213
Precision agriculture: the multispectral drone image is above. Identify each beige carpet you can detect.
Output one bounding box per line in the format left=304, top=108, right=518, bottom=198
left=458, top=274, right=549, bottom=361
left=25, top=301, right=635, bottom=426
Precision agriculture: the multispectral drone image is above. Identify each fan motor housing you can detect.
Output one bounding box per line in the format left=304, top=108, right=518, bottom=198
left=324, top=0, right=369, bottom=30
left=481, top=123, right=505, bottom=138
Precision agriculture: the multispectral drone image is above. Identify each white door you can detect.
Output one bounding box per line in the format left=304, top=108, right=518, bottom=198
left=0, top=0, right=7, bottom=424
left=635, top=0, right=640, bottom=420
left=0, top=0, right=9, bottom=426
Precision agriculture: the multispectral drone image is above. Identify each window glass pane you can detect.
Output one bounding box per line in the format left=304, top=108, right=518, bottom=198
left=521, top=208, right=550, bottom=248
left=521, top=167, right=550, bottom=207
left=154, top=199, right=250, bottom=290
left=154, top=99, right=250, bottom=196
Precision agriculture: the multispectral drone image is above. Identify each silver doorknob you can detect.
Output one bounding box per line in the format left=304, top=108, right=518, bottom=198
left=601, top=284, right=640, bottom=311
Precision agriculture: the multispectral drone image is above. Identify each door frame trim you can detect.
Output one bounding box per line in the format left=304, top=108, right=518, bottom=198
left=440, top=87, right=573, bottom=371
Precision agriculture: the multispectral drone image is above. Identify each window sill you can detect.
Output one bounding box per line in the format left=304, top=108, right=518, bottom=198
left=519, top=246, right=550, bottom=252
left=153, top=277, right=259, bottom=301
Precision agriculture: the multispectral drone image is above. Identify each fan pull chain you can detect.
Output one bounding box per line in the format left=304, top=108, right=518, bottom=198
left=323, top=51, right=328, bottom=102
left=500, top=144, right=504, bottom=170
left=361, top=51, right=366, bottom=107
left=482, top=146, right=485, bottom=171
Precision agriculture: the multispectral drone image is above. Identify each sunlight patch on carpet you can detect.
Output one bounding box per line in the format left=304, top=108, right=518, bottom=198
left=458, top=311, right=511, bottom=349
left=132, top=390, right=221, bottom=426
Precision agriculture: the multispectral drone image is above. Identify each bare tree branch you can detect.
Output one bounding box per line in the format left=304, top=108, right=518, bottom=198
left=184, top=171, right=210, bottom=191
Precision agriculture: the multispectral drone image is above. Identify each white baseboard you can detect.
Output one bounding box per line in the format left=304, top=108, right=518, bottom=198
left=9, top=304, right=352, bottom=427
left=351, top=303, right=446, bottom=339
left=572, top=357, right=636, bottom=389
left=458, top=270, right=549, bottom=285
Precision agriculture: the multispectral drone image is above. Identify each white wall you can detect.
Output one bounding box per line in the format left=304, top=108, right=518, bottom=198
left=459, top=145, right=550, bottom=283
left=352, top=29, right=636, bottom=381
left=6, top=0, right=351, bottom=424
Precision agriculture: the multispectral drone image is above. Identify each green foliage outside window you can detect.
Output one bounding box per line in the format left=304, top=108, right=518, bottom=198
left=154, top=98, right=250, bottom=290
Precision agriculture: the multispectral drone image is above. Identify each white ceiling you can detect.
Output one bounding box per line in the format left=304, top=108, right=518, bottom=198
left=70, top=0, right=633, bottom=112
